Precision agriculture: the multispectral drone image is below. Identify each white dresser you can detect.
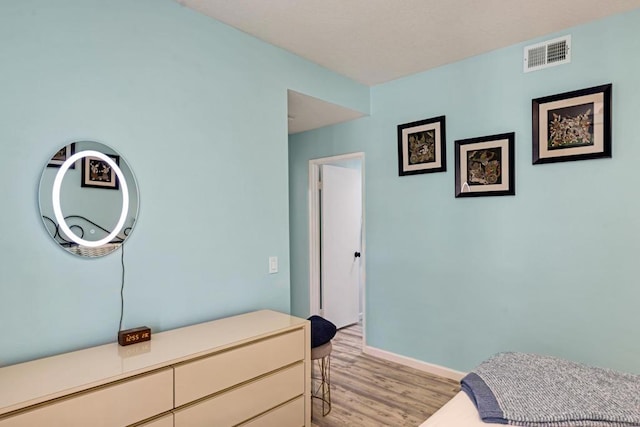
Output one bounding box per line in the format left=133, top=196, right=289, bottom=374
left=0, top=310, right=311, bottom=427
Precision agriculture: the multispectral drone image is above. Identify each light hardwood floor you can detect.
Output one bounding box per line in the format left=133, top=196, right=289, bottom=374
left=311, top=323, right=460, bottom=427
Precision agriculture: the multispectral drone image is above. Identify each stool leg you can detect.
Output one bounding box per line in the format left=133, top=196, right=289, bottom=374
left=311, top=354, right=332, bottom=417
left=321, top=354, right=331, bottom=416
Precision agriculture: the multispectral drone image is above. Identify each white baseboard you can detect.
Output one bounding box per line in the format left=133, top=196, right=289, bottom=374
left=363, top=345, right=466, bottom=381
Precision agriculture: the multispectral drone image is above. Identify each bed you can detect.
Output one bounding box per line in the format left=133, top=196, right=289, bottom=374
left=420, top=391, right=504, bottom=427
left=420, top=352, right=640, bottom=427
left=42, top=214, right=129, bottom=257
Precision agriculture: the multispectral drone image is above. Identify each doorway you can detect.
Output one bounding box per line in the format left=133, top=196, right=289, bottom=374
left=308, top=153, right=365, bottom=344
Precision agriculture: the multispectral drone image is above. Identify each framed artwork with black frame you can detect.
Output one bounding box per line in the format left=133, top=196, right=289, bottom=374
left=47, top=143, right=76, bottom=168
left=397, top=115, right=446, bottom=176
left=455, top=132, right=515, bottom=198
left=532, top=83, right=612, bottom=164
left=81, top=153, right=120, bottom=190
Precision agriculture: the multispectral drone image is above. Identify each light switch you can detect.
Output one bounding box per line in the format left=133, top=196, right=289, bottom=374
left=269, top=256, right=278, bottom=274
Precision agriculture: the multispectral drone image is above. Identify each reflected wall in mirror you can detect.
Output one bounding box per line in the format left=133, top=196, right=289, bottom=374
left=39, top=141, right=140, bottom=257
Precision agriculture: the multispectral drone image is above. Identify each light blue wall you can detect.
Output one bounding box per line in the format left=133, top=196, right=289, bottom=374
left=0, top=0, right=368, bottom=366
left=290, top=10, right=640, bottom=374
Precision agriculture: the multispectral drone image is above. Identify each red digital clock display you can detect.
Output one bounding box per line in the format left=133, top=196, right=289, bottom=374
left=118, top=327, right=151, bottom=346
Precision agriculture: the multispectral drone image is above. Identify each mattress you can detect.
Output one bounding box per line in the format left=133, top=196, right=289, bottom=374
left=65, top=242, right=121, bottom=257
left=419, top=391, right=518, bottom=427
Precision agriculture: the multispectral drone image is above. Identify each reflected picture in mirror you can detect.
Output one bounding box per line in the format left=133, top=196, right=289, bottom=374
left=47, top=143, right=76, bottom=168
left=38, top=141, right=140, bottom=258
left=81, top=153, right=120, bottom=189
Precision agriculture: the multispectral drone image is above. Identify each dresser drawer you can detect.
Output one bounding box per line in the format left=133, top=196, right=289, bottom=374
left=0, top=369, right=173, bottom=427
left=174, top=363, right=304, bottom=427
left=239, top=396, right=304, bottom=427
left=175, top=329, right=304, bottom=406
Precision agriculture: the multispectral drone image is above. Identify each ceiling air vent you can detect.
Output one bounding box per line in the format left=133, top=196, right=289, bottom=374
left=523, top=35, right=571, bottom=73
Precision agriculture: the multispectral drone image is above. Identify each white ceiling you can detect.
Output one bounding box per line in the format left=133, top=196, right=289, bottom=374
left=287, top=90, right=365, bottom=134
left=178, top=0, right=640, bottom=133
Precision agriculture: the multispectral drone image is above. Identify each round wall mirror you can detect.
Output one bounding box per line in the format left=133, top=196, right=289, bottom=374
left=38, top=141, right=140, bottom=257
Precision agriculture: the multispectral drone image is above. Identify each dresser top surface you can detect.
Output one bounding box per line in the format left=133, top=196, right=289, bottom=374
left=0, top=310, right=308, bottom=415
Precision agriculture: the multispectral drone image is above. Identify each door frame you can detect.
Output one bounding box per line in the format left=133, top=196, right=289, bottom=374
left=308, top=152, right=366, bottom=343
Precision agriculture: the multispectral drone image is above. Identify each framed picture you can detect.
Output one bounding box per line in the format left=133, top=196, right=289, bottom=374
left=81, top=153, right=120, bottom=190
left=47, top=143, right=76, bottom=168
left=532, top=83, right=612, bottom=164
left=455, top=132, right=515, bottom=198
left=397, top=115, right=446, bottom=176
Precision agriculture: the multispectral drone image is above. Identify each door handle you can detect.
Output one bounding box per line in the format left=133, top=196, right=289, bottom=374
left=354, top=251, right=361, bottom=259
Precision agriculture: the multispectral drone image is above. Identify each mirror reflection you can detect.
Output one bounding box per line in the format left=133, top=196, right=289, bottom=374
left=39, top=141, right=139, bottom=257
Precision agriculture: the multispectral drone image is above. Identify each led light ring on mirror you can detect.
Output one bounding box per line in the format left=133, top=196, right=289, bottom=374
left=52, top=150, right=130, bottom=248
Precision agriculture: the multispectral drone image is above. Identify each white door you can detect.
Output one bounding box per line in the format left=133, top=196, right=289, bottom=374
left=321, top=164, right=362, bottom=329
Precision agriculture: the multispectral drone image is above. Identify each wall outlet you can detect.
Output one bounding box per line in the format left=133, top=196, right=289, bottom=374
left=269, top=256, right=278, bottom=274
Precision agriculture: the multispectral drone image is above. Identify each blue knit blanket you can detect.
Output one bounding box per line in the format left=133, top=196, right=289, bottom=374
left=461, top=352, right=640, bottom=427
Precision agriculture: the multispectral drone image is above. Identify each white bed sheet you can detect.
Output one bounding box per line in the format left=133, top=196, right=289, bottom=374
left=420, top=391, right=520, bottom=427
